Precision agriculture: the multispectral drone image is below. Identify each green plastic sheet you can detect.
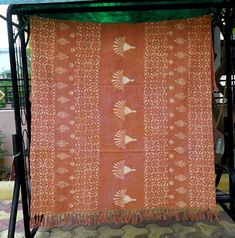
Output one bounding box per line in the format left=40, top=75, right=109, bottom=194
left=12, top=1, right=223, bottom=23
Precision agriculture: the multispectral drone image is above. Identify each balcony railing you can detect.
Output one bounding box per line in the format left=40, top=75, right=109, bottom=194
left=0, top=78, right=31, bottom=110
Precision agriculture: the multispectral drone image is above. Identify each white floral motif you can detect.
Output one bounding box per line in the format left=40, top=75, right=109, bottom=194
left=144, top=22, right=169, bottom=208
left=30, top=17, right=57, bottom=213
left=187, top=16, right=216, bottom=208
left=72, top=23, right=102, bottom=210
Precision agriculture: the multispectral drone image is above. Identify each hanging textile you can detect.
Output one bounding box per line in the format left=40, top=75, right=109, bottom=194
left=30, top=15, right=217, bottom=226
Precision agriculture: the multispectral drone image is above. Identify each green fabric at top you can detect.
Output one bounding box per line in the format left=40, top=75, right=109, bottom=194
left=13, top=1, right=223, bottom=23
left=3, top=0, right=224, bottom=4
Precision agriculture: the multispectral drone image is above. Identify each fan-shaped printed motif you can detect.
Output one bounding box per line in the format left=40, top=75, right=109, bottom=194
left=113, top=189, right=136, bottom=208
left=175, top=174, right=187, bottom=182
left=57, top=96, right=69, bottom=104
left=176, top=201, right=187, bottom=208
left=113, top=36, right=136, bottom=56
left=56, top=53, right=68, bottom=60
left=175, top=37, right=186, bottom=45
left=57, top=140, right=67, bottom=148
left=55, top=67, right=67, bottom=75
left=174, top=23, right=186, bottom=30
left=58, top=195, right=68, bottom=202
left=176, top=106, right=186, bottom=113
left=56, top=167, right=68, bottom=174
left=175, top=147, right=185, bottom=154
left=112, top=160, right=136, bottom=179
left=58, top=125, right=69, bottom=133
left=56, top=153, right=69, bottom=160
left=175, top=51, right=186, bottom=59
left=112, top=70, right=134, bottom=91
left=57, top=181, right=69, bottom=188
left=175, top=132, right=186, bottom=140
left=175, top=66, right=186, bottom=74
left=175, top=120, right=186, bottom=127
left=58, top=38, right=69, bottom=45
left=175, top=93, right=186, bottom=100
left=57, top=111, right=69, bottom=119
left=176, top=187, right=187, bottom=194
left=175, top=78, right=186, bottom=85
left=114, top=130, right=137, bottom=149
left=59, top=23, right=69, bottom=30
left=175, top=160, right=186, bottom=168
left=113, top=100, right=136, bottom=120
left=56, top=82, right=67, bottom=89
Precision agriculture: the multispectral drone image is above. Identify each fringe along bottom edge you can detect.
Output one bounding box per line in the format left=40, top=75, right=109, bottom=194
left=31, top=208, right=218, bottom=228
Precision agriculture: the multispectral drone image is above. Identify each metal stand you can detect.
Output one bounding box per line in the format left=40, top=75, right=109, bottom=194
left=7, top=6, right=34, bottom=238
left=5, top=1, right=235, bottom=237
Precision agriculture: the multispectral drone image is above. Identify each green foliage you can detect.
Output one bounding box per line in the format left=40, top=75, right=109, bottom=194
left=0, top=70, right=11, bottom=79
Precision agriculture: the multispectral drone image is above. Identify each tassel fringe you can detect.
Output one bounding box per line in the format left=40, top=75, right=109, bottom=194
left=30, top=208, right=218, bottom=228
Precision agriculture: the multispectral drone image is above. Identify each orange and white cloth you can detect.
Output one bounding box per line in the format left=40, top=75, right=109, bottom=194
left=30, top=15, right=217, bottom=226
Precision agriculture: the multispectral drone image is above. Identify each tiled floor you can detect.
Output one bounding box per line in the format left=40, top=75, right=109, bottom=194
left=1, top=200, right=235, bottom=238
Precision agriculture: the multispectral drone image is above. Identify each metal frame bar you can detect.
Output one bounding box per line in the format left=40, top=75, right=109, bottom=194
left=224, top=3, right=235, bottom=218
left=7, top=6, right=32, bottom=238
left=6, top=1, right=235, bottom=237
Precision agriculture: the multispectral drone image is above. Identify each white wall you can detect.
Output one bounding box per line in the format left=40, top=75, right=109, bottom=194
left=0, top=110, right=15, bottom=167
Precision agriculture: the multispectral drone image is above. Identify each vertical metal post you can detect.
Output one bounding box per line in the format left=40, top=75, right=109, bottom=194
left=8, top=135, right=20, bottom=238
left=224, top=5, right=235, bottom=214
left=7, top=5, right=31, bottom=238
left=18, top=15, right=31, bottom=145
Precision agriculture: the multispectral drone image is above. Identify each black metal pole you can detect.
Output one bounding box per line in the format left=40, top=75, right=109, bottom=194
left=216, top=117, right=229, bottom=187
left=18, top=16, right=31, bottom=147
left=224, top=5, right=235, bottom=214
left=7, top=5, right=31, bottom=238
left=8, top=135, right=20, bottom=238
